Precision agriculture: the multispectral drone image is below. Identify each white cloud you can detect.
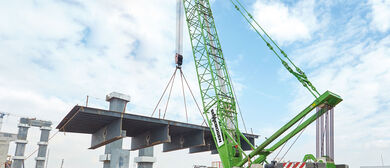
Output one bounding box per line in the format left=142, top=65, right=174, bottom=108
left=0, top=0, right=208, bottom=167
left=284, top=12, right=390, bottom=168
left=251, top=0, right=319, bottom=44
left=292, top=40, right=336, bottom=68
left=370, top=0, right=390, bottom=32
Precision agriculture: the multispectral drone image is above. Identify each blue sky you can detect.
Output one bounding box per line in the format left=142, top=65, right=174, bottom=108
left=0, top=0, right=390, bottom=168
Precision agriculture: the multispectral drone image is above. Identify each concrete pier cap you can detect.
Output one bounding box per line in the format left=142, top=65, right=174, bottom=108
left=106, top=92, right=131, bottom=113
left=106, top=92, right=131, bottom=102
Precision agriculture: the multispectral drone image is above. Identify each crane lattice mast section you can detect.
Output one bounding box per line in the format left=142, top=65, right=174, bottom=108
left=182, top=0, right=243, bottom=167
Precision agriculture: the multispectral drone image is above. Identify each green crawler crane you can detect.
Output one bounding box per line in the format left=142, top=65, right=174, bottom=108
left=181, top=0, right=343, bottom=168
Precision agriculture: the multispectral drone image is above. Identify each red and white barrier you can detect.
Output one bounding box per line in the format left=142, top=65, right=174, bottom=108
left=282, top=162, right=306, bottom=168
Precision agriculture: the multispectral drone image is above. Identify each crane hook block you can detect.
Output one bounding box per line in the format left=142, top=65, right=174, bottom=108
left=175, top=53, right=183, bottom=67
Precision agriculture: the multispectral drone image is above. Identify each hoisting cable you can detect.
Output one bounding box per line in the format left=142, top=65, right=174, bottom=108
left=276, top=116, right=307, bottom=162
left=278, top=106, right=329, bottom=162
left=180, top=69, right=208, bottom=127
left=272, top=138, right=288, bottom=161
left=151, top=68, right=178, bottom=117
left=25, top=130, right=60, bottom=161
left=226, top=65, right=248, bottom=133
left=24, top=105, right=85, bottom=161
left=150, top=0, right=206, bottom=125
left=149, top=67, right=207, bottom=125
left=229, top=0, right=320, bottom=98
left=236, top=98, right=248, bottom=133
left=179, top=68, right=189, bottom=123
left=280, top=123, right=307, bottom=161
left=163, top=69, right=178, bottom=119
left=273, top=115, right=306, bottom=161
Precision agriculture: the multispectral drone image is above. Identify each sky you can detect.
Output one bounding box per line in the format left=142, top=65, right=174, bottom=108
left=0, top=0, right=389, bottom=168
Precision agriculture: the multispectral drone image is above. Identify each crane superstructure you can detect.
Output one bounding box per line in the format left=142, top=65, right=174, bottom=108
left=181, top=0, right=343, bottom=168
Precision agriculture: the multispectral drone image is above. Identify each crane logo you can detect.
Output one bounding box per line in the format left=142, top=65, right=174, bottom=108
left=210, top=109, right=224, bottom=147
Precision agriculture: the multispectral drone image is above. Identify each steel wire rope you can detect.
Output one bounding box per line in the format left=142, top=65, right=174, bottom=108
left=231, top=0, right=307, bottom=76
left=24, top=130, right=60, bottom=161
left=179, top=69, right=189, bottom=123
left=229, top=0, right=320, bottom=98
left=151, top=68, right=178, bottom=117
left=24, top=106, right=84, bottom=161
left=180, top=70, right=208, bottom=126
left=273, top=115, right=306, bottom=162
left=232, top=0, right=300, bottom=71
left=279, top=107, right=328, bottom=162
left=225, top=62, right=248, bottom=134
left=280, top=119, right=308, bottom=162
left=225, top=0, right=324, bottom=161
left=163, top=69, right=178, bottom=119
left=85, top=95, right=108, bottom=108
left=148, top=67, right=206, bottom=125
left=272, top=136, right=288, bottom=161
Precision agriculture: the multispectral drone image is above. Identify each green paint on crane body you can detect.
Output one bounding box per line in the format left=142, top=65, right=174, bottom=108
left=181, top=0, right=343, bottom=167
left=182, top=0, right=242, bottom=167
